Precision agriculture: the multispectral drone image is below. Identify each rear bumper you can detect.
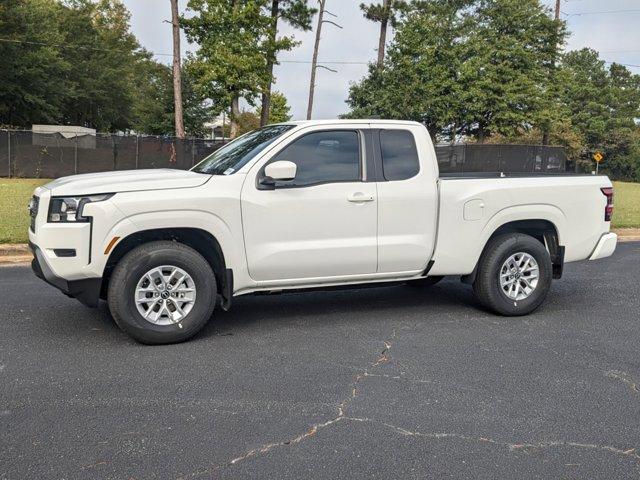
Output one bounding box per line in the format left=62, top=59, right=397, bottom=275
left=30, top=243, right=101, bottom=307
left=589, top=232, right=618, bottom=260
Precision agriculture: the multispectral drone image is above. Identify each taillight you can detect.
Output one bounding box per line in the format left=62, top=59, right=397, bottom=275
left=601, top=187, right=614, bottom=221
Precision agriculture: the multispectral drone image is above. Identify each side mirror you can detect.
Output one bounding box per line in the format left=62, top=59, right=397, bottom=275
left=264, top=160, right=297, bottom=182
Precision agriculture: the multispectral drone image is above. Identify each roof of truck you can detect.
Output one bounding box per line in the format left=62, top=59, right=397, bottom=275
left=281, top=119, right=423, bottom=126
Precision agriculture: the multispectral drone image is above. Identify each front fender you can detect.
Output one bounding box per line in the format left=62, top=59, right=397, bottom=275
left=91, top=209, right=252, bottom=293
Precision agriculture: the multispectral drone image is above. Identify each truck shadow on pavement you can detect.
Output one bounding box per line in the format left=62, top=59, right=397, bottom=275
left=198, top=280, right=486, bottom=340
left=81, top=279, right=487, bottom=343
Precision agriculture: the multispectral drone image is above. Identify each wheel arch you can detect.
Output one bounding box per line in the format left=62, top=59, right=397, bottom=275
left=462, top=219, right=564, bottom=284
left=100, top=227, right=232, bottom=308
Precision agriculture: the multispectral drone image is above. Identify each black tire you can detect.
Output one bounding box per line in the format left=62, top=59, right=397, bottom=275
left=473, top=233, right=552, bottom=316
left=107, top=241, right=217, bottom=344
left=406, top=276, right=444, bottom=288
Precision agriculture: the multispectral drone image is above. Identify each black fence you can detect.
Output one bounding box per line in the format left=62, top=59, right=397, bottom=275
left=0, top=129, right=226, bottom=178
left=0, top=129, right=568, bottom=178
left=435, top=144, right=566, bottom=175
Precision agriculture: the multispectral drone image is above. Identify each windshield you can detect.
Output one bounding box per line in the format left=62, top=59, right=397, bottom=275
left=191, top=124, right=295, bottom=175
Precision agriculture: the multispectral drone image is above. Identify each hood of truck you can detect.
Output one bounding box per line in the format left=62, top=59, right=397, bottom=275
left=42, top=169, right=210, bottom=196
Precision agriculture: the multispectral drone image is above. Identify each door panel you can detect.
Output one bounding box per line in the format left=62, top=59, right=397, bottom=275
left=241, top=128, right=377, bottom=282
left=375, top=128, right=438, bottom=272
left=241, top=183, right=377, bottom=281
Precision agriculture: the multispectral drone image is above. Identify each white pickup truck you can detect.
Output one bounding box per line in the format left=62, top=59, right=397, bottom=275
left=28, top=120, right=617, bottom=344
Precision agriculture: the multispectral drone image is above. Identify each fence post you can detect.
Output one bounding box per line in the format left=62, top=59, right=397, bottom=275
left=74, top=133, right=78, bottom=174
left=191, top=138, right=195, bottom=167
left=6, top=130, right=10, bottom=179
left=135, top=134, right=139, bottom=169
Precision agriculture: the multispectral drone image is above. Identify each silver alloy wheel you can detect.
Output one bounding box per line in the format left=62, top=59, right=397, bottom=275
left=499, top=252, right=539, bottom=301
left=134, top=265, right=196, bottom=325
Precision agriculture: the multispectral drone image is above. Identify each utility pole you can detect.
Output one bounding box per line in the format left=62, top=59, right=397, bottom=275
left=307, top=0, right=341, bottom=120
left=170, top=0, right=185, bottom=139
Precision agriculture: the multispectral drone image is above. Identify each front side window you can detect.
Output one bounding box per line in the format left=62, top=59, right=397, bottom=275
left=268, top=130, right=361, bottom=187
left=192, top=124, right=294, bottom=175
left=380, top=130, right=420, bottom=181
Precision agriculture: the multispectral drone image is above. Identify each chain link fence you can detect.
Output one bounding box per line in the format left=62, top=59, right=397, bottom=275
left=435, top=144, right=567, bottom=175
left=0, top=129, right=568, bottom=179
left=0, top=129, right=227, bottom=178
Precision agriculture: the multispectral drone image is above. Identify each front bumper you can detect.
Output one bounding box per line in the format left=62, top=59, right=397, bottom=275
left=589, top=232, right=618, bottom=260
left=30, top=243, right=102, bottom=307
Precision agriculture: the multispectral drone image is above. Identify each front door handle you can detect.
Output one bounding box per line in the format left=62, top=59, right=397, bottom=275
left=347, top=192, right=374, bottom=203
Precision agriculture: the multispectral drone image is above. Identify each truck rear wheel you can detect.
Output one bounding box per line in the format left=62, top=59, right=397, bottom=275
left=107, top=241, right=217, bottom=344
left=473, top=233, right=552, bottom=316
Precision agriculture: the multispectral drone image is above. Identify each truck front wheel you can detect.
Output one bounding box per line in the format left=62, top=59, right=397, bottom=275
left=107, top=241, right=217, bottom=344
left=473, top=233, right=552, bottom=316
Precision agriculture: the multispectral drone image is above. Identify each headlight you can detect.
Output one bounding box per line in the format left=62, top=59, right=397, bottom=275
left=48, top=194, right=113, bottom=223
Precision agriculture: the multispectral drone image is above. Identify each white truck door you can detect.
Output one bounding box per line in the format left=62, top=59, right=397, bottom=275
left=241, top=128, right=377, bottom=282
left=374, top=127, right=439, bottom=273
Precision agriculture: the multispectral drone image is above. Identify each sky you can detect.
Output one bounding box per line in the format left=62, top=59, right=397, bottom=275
left=122, top=0, right=640, bottom=121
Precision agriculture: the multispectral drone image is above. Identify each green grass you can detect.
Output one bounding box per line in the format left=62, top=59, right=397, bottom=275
left=0, top=178, right=50, bottom=244
left=0, top=178, right=638, bottom=244
left=612, top=181, right=640, bottom=229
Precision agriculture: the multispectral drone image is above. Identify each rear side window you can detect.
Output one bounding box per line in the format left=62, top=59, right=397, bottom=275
left=380, top=130, right=420, bottom=181
left=269, top=130, right=361, bottom=187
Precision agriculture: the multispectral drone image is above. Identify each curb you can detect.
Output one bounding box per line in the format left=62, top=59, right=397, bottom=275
left=0, top=244, right=31, bottom=265
left=1, top=230, right=638, bottom=266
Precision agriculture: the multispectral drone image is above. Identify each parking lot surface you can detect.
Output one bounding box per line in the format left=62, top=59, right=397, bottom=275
left=1, top=242, right=639, bottom=479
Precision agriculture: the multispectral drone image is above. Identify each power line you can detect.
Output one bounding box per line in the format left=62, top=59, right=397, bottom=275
left=0, top=37, right=369, bottom=65
left=1, top=37, right=637, bottom=69
left=604, top=61, right=640, bottom=68
left=562, top=9, right=640, bottom=16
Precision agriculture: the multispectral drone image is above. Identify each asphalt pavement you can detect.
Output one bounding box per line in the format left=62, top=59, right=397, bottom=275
left=1, top=242, right=639, bottom=479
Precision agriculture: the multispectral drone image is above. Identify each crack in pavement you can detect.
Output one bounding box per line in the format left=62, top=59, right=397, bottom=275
left=344, top=416, right=640, bottom=461
left=606, top=370, right=639, bottom=393
left=180, top=331, right=640, bottom=478
left=178, top=330, right=399, bottom=479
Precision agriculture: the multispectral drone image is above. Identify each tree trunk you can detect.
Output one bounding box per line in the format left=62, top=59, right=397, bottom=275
left=542, top=130, right=549, bottom=145
left=230, top=96, right=240, bottom=138
left=307, top=0, right=326, bottom=120
left=377, top=0, right=391, bottom=68
left=260, top=0, right=280, bottom=127
left=170, top=0, right=185, bottom=139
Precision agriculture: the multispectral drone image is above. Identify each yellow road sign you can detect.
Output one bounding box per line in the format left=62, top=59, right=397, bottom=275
left=593, top=152, right=603, bottom=163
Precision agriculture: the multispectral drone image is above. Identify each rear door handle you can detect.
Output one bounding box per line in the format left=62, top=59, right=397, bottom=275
left=347, top=192, right=374, bottom=203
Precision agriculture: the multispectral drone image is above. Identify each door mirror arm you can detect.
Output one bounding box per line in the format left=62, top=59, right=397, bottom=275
left=258, top=175, right=276, bottom=190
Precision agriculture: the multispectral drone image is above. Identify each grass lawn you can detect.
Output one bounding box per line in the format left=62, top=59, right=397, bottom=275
left=0, top=178, right=638, bottom=244
left=0, top=178, right=49, bottom=244
left=612, top=181, right=640, bottom=229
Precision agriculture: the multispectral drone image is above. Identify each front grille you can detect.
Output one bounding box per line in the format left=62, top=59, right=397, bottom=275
left=29, top=195, right=39, bottom=232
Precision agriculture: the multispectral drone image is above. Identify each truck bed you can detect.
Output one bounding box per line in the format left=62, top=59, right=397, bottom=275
left=429, top=174, right=612, bottom=276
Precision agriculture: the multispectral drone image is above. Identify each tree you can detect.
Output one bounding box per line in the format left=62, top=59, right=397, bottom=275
left=182, top=0, right=272, bottom=137
left=257, top=91, right=292, bottom=124
left=346, top=0, right=472, bottom=140
left=131, top=57, right=212, bottom=137
left=259, top=0, right=315, bottom=126
left=346, top=0, right=562, bottom=143
left=236, top=110, right=261, bottom=135
left=0, top=0, right=69, bottom=127
left=58, top=0, right=143, bottom=131
left=170, top=0, right=185, bottom=138
left=360, top=0, right=406, bottom=68
left=458, top=0, right=561, bottom=141
left=559, top=49, right=640, bottom=177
